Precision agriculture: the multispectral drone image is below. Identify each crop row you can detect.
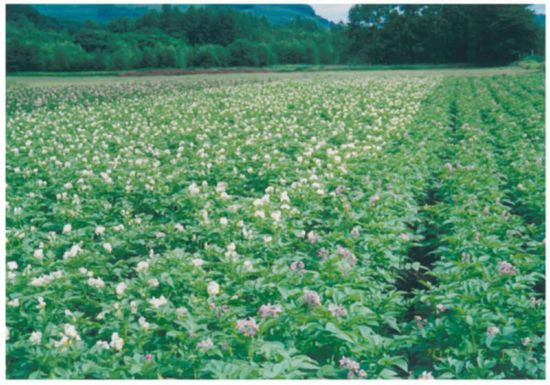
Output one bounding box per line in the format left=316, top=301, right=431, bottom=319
left=407, top=75, right=545, bottom=379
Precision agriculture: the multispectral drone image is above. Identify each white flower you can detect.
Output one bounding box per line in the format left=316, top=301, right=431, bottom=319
left=254, top=210, right=265, bottom=219
left=87, top=277, right=105, bottom=289
left=96, top=340, right=110, bottom=350
left=54, top=335, right=70, bottom=349
left=220, top=217, right=228, bottom=226
left=149, top=295, right=168, bottom=308
left=22, top=264, right=32, bottom=275
left=64, top=323, right=80, bottom=340
left=116, top=282, right=127, bottom=296
left=7, top=261, right=18, bottom=270
left=37, top=296, right=46, bottom=310
left=176, top=307, right=188, bottom=318
left=207, top=281, right=220, bottom=296
left=139, top=316, right=150, bottom=330
left=103, top=243, right=112, bottom=253
left=8, top=298, right=20, bottom=307
left=191, top=258, right=205, bottom=267
left=487, top=326, right=500, bottom=336
left=216, top=182, right=227, bottom=193
left=62, top=224, right=72, bottom=234
left=30, top=271, right=63, bottom=287
left=136, top=261, right=149, bottom=272
left=6, top=327, right=10, bottom=341
left=29, top=331, right=42, bottom=345
left=33, top=249, right=44, bottom=259
left=175, top=223, right=184, bottom=232
left=271, top=210, right=282, bottom=222
left=419, top=371, right=434, bottom=379
left=148, top=278, right=159, bottom=287
left=63, top=244, right=82, bottom=260
left=110, top=332, right=124, bottom=351
left=243, top=260, right=254, bottom=271
left=188, top=182, right=200, bottom=195
left=280, top=191, right=290, bottom=203
left=196, top=338, right=213, bottom=349
left=225, top=243, right=238, bottom=259
left=95, top=226, right=105, bottom=235
left=113, top=224, right=125, bottom=232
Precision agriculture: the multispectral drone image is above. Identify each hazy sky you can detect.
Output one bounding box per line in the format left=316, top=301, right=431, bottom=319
left=312, top=4, right=546, bottom=23
left=311, top=4, right=352, bottom=23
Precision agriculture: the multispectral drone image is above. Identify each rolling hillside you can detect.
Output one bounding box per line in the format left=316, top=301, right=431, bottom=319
left=33, top=4, right=331, bottom=27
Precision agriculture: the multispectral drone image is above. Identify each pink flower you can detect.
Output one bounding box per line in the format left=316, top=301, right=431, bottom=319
left=498, top=261, right=517, bottom=276
left=307, top=231, right=319, bottom=244
left=339, top=356, right=360, bottom=372
left=337, top=246, right=357, bottom=266
left=290, top=260, right=305, bottom=272
left=196, top=338, right=213, bottom=349
left=419, top=371, right=434, bottom=379
left=258, top=304, right=282, bottom=318
left=236, top=318, right=259, bottom=337
left=317, top=248, right=329, bottom=259
left=328, top=303, right=347, bottom=318
left=303, top=290, right=321, bottom=307
left=334, top=185, right=345, bottom=195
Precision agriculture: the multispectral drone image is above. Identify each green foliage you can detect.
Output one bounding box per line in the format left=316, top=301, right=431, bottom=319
left=7, top=4, right=543, bottom=72
left=348, top=4, right=543, bottom=65
left=190, top=45, right=229, bottom=68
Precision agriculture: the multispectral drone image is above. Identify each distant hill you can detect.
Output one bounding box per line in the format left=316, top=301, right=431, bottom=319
left=32, top=4, right=331, bottom=27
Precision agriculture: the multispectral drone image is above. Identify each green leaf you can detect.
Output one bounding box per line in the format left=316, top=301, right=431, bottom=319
left=326, top=322, right=354, bottom=344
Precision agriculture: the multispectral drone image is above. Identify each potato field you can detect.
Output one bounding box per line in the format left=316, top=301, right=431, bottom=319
left=5, top=70, right=545, bottom=379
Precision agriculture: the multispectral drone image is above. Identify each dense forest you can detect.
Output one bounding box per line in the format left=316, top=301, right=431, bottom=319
left=6, top=4, right=545, bottom=72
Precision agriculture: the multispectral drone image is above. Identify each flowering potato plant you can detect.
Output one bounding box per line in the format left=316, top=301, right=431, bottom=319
left=5, top=72, right=544, bottom=379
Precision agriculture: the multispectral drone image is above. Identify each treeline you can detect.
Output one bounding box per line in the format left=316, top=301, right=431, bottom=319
left=6, top=4, right=544, bottom=72
left=348, top=5, right=545, bottom=65
left=7, top=5, right=340, bottom=71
